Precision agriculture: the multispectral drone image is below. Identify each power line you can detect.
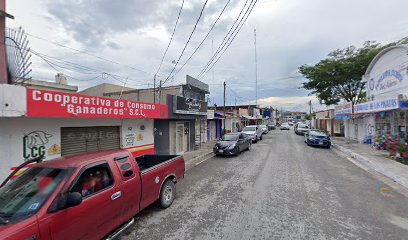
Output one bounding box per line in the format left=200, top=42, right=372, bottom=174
left=164, top=0, right=232, bottom=85
left=197, top=0, right=252, bottom=78
left=1, top=41, right=151, bottom=86
left=24, top=31, right=153, bottom=75
left=155, top=0, right=185, bottom=75
left=162, top=0, right=210, bottom=85
left=200, top=0, right=258, bottom=79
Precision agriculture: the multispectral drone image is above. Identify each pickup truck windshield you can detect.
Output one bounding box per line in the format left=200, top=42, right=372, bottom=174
left=0, top=167, right=67, bottom=224
left=243, top=126, right=256, bottom=131
left=222, top=134, right=239, bottom=141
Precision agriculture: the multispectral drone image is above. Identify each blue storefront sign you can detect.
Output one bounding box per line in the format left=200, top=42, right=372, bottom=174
left=335, top=115, right=350, bottom=120
left=354, top=97, right=399, bottom=114
left=399, top=101, right=408, bottom=109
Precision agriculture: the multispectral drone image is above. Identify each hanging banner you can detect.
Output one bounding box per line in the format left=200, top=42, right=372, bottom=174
left=354, top=97, right=398, bottom=114
left=27, top=89, right=168, bottom=119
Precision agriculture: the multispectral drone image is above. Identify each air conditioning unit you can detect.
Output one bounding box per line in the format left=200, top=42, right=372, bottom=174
left=55, top=73, right=67, bottom=85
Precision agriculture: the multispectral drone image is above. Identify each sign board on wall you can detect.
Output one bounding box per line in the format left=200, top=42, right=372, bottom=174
left=27, top=89, right=168, bottom=119
left=207, top=109, right=215, bottom=119
left=365, top=47, right=408, bottom=99
left=186, top=75, right=209, bottom=92
left=173, top=95, right=207, bottom=115
left=334, top=103, right=352, bottom=115
left=354, top=97, right=398, bottom=114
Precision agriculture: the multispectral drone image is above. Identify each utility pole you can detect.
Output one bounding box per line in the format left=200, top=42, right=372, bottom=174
left=0, top=0, right=14, bottom=84
left=223, top=81, right=226, bottom=136
left=158, top=80, right=162, bottom=104
left=153, top=74, right=156, bottom=104
left=254, top=28, right=258, bottom=107
left=309, top=100, right=312, bottom=128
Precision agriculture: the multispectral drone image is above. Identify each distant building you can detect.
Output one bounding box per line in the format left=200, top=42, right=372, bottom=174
left=17, top=73, right=78, bottom=93
left=81, top=75, right=209, bottom=155
left=79, top=83, right=134, bottom=96
left=282, top=111, right=307, bottom=122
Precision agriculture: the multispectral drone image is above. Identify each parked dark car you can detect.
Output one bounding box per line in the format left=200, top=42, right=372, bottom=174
left=213, top=133, right=251, bottom=156
left=304, top=129, right=331, bottom=148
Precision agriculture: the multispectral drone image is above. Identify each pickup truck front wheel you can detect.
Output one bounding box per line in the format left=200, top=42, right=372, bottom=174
left=158, top=180, right=176, bottom=209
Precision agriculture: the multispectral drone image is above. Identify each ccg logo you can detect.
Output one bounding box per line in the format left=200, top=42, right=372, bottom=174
left=23, top=131, right=53, bottom=159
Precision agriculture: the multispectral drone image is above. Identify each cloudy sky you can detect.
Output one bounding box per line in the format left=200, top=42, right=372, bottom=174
left=6, top=0, right=408, bottom=111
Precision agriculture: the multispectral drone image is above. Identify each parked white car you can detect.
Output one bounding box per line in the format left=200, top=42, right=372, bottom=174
left=242, top=125, right=263, bottom=143
left=280, top=122, right=290, bottom=130
left=259, top=125, right=269, bottom=134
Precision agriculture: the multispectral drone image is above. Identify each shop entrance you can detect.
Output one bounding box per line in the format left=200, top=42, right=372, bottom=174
left=176, top=124, right=185, bottom=154
left=61, top=126, right=120, bottom=156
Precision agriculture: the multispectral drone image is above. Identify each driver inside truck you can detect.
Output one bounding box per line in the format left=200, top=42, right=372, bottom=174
left=81, top=170, right=104, bottom=197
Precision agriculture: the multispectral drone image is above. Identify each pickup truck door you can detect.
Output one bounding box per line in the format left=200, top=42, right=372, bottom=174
left=43, top=161, right=123, bottom=240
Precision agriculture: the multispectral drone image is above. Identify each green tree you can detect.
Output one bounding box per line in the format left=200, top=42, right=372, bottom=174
left=299, top=41, right=392, bottom=106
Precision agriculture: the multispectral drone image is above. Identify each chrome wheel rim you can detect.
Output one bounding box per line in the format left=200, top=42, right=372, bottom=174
left=164, top=186, right=173, bottom=202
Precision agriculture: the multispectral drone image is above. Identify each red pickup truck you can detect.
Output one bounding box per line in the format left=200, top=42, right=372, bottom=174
left=0, top=150, right=185, bottom=240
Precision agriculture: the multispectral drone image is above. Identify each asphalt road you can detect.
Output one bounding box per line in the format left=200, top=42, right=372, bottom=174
left=120, top=128, right=408, bottom=240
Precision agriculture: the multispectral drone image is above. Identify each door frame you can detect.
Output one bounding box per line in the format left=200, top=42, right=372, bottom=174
left=176, top=123, right=185, bottom=155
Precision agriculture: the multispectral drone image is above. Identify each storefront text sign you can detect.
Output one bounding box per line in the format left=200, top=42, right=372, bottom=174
left=173, top=96, right=207, bottom=115
left=334, top=103, right=352, bottom=115
left=207, top=110, right=215, bottom=119
left=27, top=89, right=168, bottom=119
left=354, top=97, right=398, bottom=114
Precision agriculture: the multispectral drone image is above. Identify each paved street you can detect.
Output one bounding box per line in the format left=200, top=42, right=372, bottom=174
left=120, top=129, right=408, bottom=240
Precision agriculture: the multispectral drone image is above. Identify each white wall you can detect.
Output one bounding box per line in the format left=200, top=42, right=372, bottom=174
left=365, top=46, right=408, bottom=100
left=0, top=117, right=153, bottom=182
left=121, top=119, right=154, bottom=149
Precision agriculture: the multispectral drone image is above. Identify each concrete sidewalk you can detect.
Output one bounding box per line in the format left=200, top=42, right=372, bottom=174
left=183, top=140, right=216, bottom=171
left=332, top=137, right=408, bottom=190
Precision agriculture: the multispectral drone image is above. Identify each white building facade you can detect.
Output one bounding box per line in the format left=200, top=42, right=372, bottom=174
left=340, top=45, right=408, bottom=142
left=0, top=85, right=168, bottom=181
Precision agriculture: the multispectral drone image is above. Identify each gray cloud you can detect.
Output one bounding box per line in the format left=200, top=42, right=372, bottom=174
left=8, top=0, right=408, bottom=112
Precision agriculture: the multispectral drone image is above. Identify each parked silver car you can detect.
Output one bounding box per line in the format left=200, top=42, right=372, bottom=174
left=242, top=125, right=263, bottom=143
left=259, top=125, right=269, bottom=134
left=295, top=123, right=309, bottom=135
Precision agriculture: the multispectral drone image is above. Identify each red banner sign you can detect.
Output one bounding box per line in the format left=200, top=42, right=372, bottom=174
left=27, top=89, right=168, bottom=119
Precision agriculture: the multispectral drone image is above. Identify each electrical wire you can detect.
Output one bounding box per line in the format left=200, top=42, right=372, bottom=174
left=24, top=31, right=152, bottom=75
left=200, top=0, right=258, bottom=79
left=1, top=41, right=151, bottom=86
left=197, top=0, right=252, bottom=78
left=162, top=0, right=210, bottom=85
left=155, top=0, right=185, bottom=75
left=164, top=0, right=232, bottom=84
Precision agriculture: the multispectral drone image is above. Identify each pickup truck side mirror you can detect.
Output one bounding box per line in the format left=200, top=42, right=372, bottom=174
left=66, top=192, right=82, bottom=208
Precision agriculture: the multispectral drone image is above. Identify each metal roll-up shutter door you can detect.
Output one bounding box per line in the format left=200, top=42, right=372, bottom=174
left=61, top=126, right=120, bottom=156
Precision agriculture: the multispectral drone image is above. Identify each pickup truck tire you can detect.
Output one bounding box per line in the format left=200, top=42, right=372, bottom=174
left=158, top=180, right=176, bottom=209
left=260, top=135, right=263, bottom=140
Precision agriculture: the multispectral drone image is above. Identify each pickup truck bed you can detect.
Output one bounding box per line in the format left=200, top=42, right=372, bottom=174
left=136, top=155, right=180, bottom=171
left=0, top=150, right=185, bottom=240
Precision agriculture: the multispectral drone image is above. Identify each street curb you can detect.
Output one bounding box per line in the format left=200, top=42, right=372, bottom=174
left=185, top=151, right=214, bottom=171
left=332, top=143, right=408, bottom=190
